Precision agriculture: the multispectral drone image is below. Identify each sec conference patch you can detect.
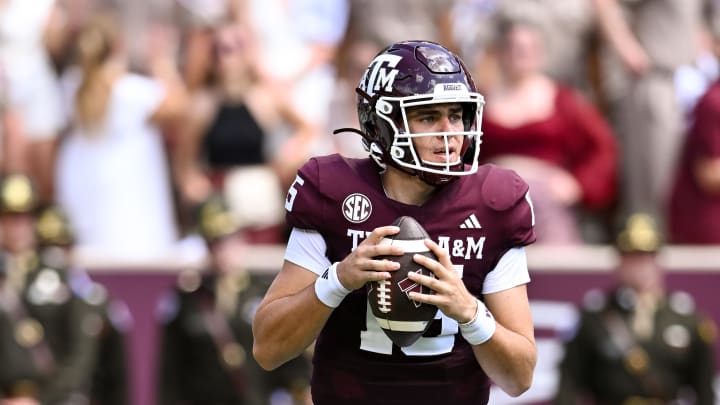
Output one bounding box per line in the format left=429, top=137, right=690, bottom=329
left=342, top=193, right=372, bottom=223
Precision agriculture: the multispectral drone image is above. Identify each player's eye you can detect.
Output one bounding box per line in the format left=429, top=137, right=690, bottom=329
left=420, top=115, right=436, bottom=123
left=409, top=113, right=436, bottom=124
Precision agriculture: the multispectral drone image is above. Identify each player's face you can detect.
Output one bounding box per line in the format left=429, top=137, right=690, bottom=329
left=406, top=103, right=465, bottom=164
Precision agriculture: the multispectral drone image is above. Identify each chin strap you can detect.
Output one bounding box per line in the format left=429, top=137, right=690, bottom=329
left=332, top=127, right=373, bottom=154
left=332, top=127, right=366, bottom=137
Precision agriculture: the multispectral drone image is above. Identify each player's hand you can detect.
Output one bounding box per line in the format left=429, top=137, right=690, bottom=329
left=406, top=239, right=478, bottom=323
left=336, top=225, right=403, bottom=290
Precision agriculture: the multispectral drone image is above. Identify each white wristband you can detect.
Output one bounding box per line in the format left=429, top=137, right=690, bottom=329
left=314, top=262, right=351, bottom=308
left=459, top=298, right=496, bottom=345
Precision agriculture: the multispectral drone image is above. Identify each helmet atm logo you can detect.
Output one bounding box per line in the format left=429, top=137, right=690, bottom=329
left=342, top=193, right=372, bottom=223
left=360, top=54, right=401, bottom=97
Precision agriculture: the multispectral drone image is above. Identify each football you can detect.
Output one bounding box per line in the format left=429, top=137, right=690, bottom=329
left=367, top=216, right=439, bottom=347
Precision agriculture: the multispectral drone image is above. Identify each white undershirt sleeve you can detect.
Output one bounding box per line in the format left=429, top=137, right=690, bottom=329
left=482, top=247, right=531, bottom=294
left=284, top=228, right=332, bottom=276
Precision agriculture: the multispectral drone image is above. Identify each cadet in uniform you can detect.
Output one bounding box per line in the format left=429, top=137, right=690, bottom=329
left=34, top=204, right=130, bottom=405
left=156, top=195, right=311, bottom=405
left=553, top=213, right=717, bottom=405
left=0, top=174, right=111, bottom=404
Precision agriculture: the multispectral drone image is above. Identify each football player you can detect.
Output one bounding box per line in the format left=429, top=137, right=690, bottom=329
left=252, top=41, right=537, bottom=404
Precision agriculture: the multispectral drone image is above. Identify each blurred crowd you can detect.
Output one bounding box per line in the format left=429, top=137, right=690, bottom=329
left=1, top=0, right=720, bottom=254
left=1, top=0, right=720, bottom=403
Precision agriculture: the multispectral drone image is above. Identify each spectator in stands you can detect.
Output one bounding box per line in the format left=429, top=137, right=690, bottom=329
left=0, top=65, right=24, bottom=177
left=0, top=0, right=67, bottom=202
left=347, top=0, right=455, bottom=53
left=248, top=0, right=349, bottom=154
left=174, top=0, right=240, bottom=93
left=497, top=0, right=596, bottom=94
left=668, top=78, right=720, bottom=244
left=480, top=18, right=618, bottom=244
left=324, top=35, right=384, bottom=158
left=451, top=0, right=597, bottom=97
left=155, top=194, right=311, bottom=405
left=673, top=24, right=719, bottom=121
left=553, top=213, right=717, bottom=404
left=592, top=0, right=709, bottom=232
left=54, top=12, right=188, bottom=261
left=173, top=18, right=316, bottom=243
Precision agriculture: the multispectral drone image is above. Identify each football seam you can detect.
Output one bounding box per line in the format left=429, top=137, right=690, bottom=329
left=377, top=280, right=392, bottom=313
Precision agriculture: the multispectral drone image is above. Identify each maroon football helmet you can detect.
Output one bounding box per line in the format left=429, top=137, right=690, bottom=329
left=354, top=41, right=484, bottom=185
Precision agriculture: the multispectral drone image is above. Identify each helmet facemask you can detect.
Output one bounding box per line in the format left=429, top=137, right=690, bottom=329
left=372, top=85, right=484, bottom=185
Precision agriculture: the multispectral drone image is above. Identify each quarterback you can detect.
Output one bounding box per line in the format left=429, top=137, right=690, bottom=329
left=252, top=41, right=537, bottom=404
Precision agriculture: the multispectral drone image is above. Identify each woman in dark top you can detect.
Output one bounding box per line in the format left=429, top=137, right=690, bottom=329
left=203, top=103, right=265, bottom=167
left=174, top=19, right=316, bottom=243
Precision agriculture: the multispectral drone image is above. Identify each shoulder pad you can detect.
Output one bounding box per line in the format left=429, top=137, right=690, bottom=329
left=668, top=291, right=695, bottom=315
left=582, top=289, right=606, bottom=312
left=286, top=155, right=357, bottom=230
left=481, top=165, right=529, bottom=211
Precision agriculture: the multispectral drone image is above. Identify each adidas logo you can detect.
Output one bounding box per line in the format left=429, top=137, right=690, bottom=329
left=459, top=213, right=482, bottom=229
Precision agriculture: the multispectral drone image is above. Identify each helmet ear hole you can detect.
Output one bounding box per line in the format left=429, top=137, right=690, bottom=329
left=376, top=100, right=393, bottom=115
left=390, top=145, right=405, bottom=160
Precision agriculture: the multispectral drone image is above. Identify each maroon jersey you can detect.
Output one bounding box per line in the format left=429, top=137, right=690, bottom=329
left=285, top=155, right=535, bottom=405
